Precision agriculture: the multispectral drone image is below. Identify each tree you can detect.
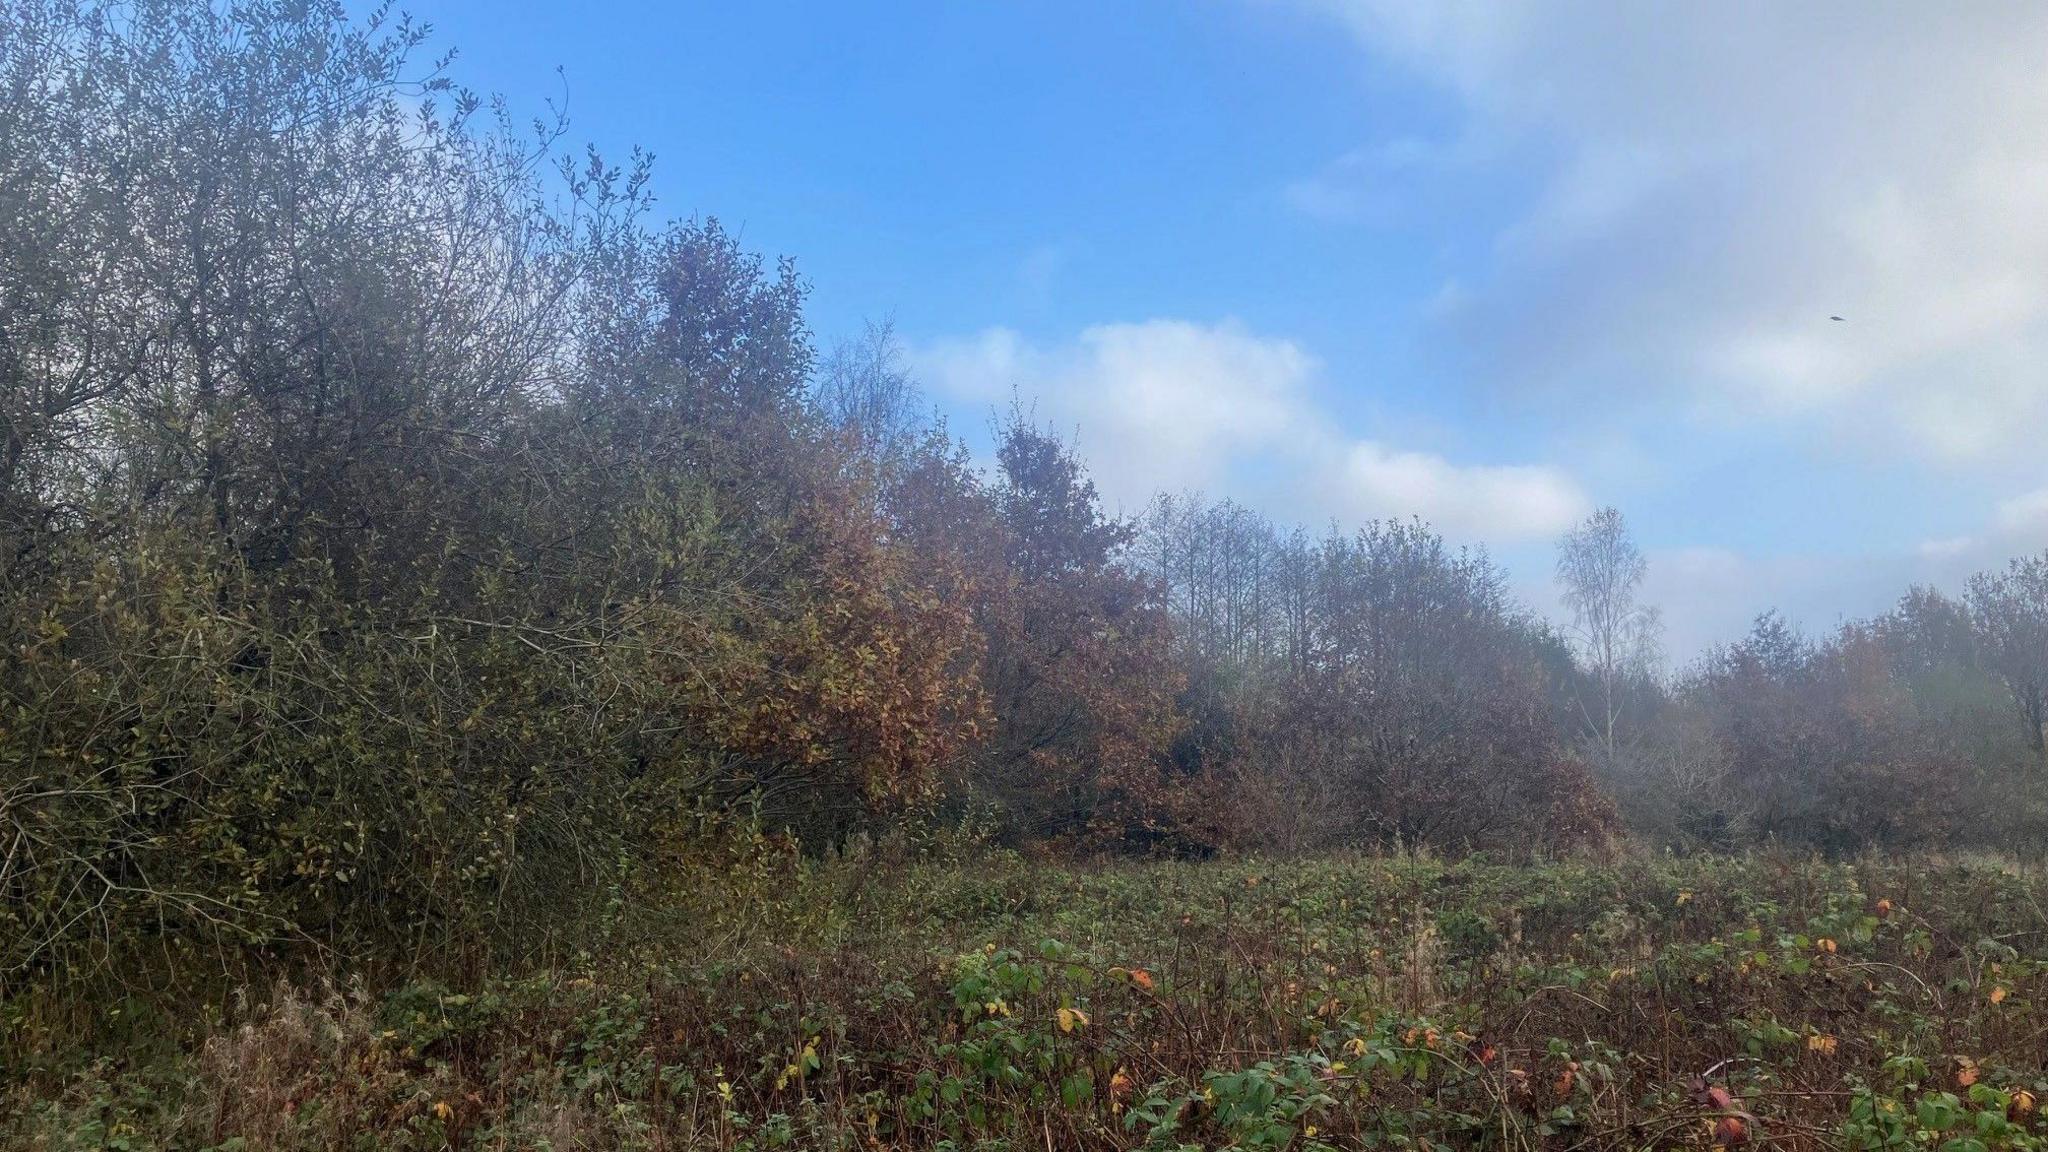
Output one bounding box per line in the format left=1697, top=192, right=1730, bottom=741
left=1967, top=551, right=2048, bottom=767
left=969, top=414, right=1204, bottom=853
left=814, top=319, right=925, bottom=461
left=1555, top=507, right=1663, bottom=764
left=0, top=0, right=994, bottom=985
left=1, top=0, right=617, bottom=982
left=1136, top=493, right=1614, bottom=855
left=1675, top=612, right=1963, bottom=852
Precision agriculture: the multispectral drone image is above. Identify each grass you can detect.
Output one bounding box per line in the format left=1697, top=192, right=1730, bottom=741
left=6, top=846, right=2048, bottom=1150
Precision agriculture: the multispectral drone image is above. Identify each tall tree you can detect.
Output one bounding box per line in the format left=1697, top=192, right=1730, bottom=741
left=1556, top=507, right=1662, bottom=764
left=1967, top=551, right=2048, bottom=767
left=970, top=414, right=1202, bottom=852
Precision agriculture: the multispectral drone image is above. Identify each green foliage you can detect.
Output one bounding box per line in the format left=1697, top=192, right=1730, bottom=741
left=0, top=0, right=991, bottom=995
left=9, top=852, right=2048, bottom=1151
left=7, top=15, right=2048, bottom=1152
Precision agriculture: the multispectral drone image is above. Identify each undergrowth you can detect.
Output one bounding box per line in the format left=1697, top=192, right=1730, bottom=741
left=6, top=848, right=2047, bottom=1150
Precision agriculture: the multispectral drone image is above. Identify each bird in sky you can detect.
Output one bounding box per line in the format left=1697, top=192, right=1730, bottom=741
left=1829, top=315, right=1847, bottom=322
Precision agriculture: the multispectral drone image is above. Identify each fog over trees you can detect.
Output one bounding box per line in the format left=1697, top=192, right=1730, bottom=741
left=4, top=0, right=2047, bottom=994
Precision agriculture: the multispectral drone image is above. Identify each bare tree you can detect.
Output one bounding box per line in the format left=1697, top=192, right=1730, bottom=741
left=1139, top=493, right=1276, bottom=671
left=815, top=318, right=924, bottom=457
left=1967, top=550, right=2048, bottom=767
left=1556, top=507, right=1663, bottom=763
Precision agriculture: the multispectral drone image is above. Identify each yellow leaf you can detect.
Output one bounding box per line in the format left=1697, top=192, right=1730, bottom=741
left=1056, top=1006, right=1088, bottom=1033
left=1806, top=1034, right=1838, bottom=1056
left=432, top=1101, right=454, bottom=1122
left=1989, top=985, right=2008, bottom=1005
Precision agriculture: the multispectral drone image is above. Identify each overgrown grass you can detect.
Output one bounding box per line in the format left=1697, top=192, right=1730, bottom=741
left=7, top=847, right=2048, bottom=1150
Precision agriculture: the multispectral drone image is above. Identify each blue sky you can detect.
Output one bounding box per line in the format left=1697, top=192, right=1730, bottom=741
left=402, top=0, right=2048, bottom=660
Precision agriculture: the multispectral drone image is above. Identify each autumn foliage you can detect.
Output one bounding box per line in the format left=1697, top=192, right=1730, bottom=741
left=6, top=0, right=2048, bottom=1018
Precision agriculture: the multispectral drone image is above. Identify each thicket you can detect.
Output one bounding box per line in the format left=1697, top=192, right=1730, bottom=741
left=3, top=0, right=2047, bottom=1020
left=1141, top=494, right=2048, bottom=859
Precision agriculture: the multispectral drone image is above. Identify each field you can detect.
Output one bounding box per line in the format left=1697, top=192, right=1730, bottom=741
left=7, top=849, right=2048, bottom=1151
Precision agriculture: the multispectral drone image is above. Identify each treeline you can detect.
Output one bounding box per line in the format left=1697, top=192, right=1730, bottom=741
left=1, top=0, right=2043, bottom=994
left=1138, top=497, right=1612, bottom=853
left=1138, top=493, right=2048, bottom=859
left=1611, top=573, right=2048, bottom=855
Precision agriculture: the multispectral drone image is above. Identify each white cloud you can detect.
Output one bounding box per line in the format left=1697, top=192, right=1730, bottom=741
left=1332, top=443, right=1585, bottom=540
left=1995, top=487, right=2048, bottom=537
left=1916, top=536, right=1976, bottom=561
left=913, top=318, right=1587, bottom=539
left=1294, top=0, right=2048, bottom=466
left=1254, top=2, right=2048, bottom=656
left=915, top=319, right=1314, bottom=505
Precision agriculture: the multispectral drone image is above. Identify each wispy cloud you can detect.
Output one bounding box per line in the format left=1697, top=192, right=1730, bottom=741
left=1283, top=135, right=1482, bottom=223
left=1294, top=0, right=2048, bottom=466
left=1916, top=536, right=1976, bottom=561
left=1014, top=242, right=1078, bottom=305
left=1266, top=0, right=2048, bottom=657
